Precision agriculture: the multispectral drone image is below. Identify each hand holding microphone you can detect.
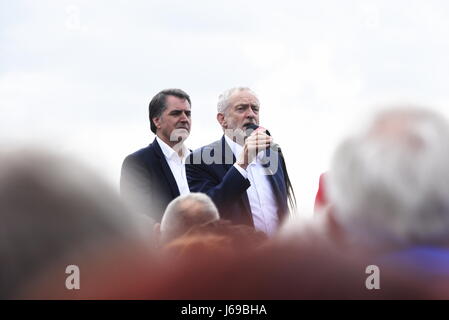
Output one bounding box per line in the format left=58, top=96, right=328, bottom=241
left=236, top=124, right=273, bottom=170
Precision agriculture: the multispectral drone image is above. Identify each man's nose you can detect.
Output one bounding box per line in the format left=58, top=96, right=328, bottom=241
left=179, top=111, right=189, bottom=122
left=246, top=108, right=256, bottom=119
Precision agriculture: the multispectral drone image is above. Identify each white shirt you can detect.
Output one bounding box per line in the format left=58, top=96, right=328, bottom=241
left=156, top=136, right=190, bottom=196
left=224, top=135, right=279, bottom=236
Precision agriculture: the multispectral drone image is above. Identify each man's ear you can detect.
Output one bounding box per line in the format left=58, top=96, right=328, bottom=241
left=152, top=117, right=161, bottom=130
left=217, top=113, right=227, bottom=129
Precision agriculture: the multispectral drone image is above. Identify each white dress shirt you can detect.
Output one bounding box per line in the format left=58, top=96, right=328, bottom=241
left=224, top=135, right=279, bottom=235
left=156, top=136, right=190, bottom=196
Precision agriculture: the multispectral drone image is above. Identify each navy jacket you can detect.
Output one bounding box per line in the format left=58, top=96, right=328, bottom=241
left=120, top=138, right=180, bottom=222
left=186, top=136, right=289, bottom=227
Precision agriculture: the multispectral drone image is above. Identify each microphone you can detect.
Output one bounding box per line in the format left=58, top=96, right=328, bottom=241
left=245, top=123, right=270, bottom=136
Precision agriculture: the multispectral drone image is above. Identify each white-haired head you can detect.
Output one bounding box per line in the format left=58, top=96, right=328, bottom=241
left=160, top=193, right=220, bottom=244
left=217, top=87, right=258, bottom=114
left=327, top=107, right=449, bottom=247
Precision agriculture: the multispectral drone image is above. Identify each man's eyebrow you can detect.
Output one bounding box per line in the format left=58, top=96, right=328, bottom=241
left=169, top=109, right=191, bottom=113
left=235, top=103, right=259, bottom=108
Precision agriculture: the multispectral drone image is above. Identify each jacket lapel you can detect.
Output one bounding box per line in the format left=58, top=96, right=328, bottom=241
left=265, top=154, right=288, bottom=219
left=152, top=138, right=180, bottom=198
left=220, top=135, right=235, bottom=172
left=221, top=136, right=253, bottom=222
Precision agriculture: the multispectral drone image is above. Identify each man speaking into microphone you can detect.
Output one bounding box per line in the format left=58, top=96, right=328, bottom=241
left=186, top=87, right=296, bottom=235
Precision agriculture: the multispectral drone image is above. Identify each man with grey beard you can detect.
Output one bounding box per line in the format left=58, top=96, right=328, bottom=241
left=186, top=87, right=295, bottom=236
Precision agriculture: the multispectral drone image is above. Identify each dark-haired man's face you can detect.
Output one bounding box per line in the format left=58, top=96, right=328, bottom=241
left=153, top=95, right=191, bottom=147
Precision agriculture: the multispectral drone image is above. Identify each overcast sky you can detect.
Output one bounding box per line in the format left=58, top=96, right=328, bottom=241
left=2, top=0, right=449, bottom=215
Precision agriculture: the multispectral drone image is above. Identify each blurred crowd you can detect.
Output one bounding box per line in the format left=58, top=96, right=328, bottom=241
left=2, top=106, right=449, bottom=299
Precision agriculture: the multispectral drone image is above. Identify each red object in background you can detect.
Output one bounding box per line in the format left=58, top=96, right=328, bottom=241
left=314, top=173, right=328, bottom=214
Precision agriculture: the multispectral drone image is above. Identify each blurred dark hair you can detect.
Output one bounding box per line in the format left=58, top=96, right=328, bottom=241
left=148, top=89, right=191, bottom=134
left=0, top=149, right=147, bottom=298
left=163, top=219, right=268, bottom=256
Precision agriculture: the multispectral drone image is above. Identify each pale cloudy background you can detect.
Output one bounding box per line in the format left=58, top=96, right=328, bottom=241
left=2, top=0, right=449, bottom=216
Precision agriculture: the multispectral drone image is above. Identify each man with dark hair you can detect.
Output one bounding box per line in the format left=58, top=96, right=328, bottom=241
left=121, top=89, right=192, bottom=222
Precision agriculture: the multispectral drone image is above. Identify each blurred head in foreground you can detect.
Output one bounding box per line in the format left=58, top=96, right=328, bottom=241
left=155, top=193, right=220, bottom=245
left=327, top=107, right=449, bottom=248
left=163, top=219, right=268, bottom=257
left=27, top=227, right=444, bottom=299
left=0, top=148, right=152, bottom=299
left=144, top=239, right=442, bottom=299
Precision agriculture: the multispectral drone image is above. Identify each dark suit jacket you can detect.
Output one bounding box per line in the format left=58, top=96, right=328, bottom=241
left=120, top=138, right=180, bottom=222
left=186, top=136, right=289, bottom=227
